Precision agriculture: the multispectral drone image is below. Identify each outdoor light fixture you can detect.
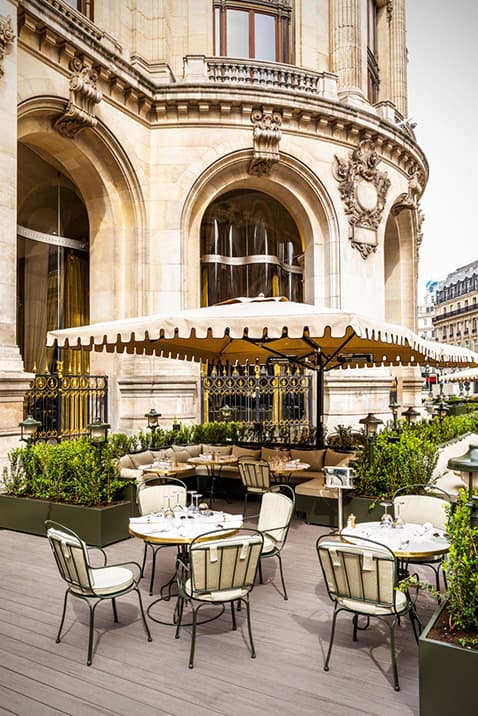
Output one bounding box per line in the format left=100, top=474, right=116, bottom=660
left=359, top=413, right=383, bottom=464
left=145, top=408, right=161, bottom=433
left=447, top=444, right=478, bottom=525
left=219, top=403, right=233, bottom=422
left=402, top=406, right=420, bottom=425
left=434, top=400, right=449, bottom=421
left=19, top=415, right=41, bottom=444
left=389, top=398, right=401, bottom=429
left=87, top=417, right=110, bottom=444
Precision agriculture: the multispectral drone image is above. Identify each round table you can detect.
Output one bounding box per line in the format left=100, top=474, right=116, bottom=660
left=340, top=520, right=450, bottom=560
left=187, top=455, right=238, bottom=503
left=129, top=510, right=243, bottom=625
left=268, top=460, right=310, bottom=484
left=141, top=461, right=195, bottom=480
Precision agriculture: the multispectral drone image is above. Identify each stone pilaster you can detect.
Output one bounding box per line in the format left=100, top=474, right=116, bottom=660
left=330, top=0, right=365, bottom=106
left=388, top=0, right=407, bottom=117
left=0, top=0, right=33, bottom=465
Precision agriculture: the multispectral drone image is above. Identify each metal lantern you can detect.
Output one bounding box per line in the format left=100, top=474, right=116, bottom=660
left=19, top=415, right=41, bottom=443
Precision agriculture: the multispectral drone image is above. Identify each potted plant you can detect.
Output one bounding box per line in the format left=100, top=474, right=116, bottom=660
left=419, top=489, right=478, bottom=715
left=0, top=438, right=136, bottom=546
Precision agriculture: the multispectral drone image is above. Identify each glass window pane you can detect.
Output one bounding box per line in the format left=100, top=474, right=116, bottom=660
left=214, top=7, right=221, bottom=55
left=254, top=13, right=276, bottom=61
left=227, top=9, right=249, bottom=58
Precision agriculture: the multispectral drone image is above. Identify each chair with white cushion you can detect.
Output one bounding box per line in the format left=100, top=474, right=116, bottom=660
left=317, top=532, right=421, bottom=691
left=238, top=459, right=273, bottom=516
left=137, top=477, right=187, bottom=594
left=175, top=528, right=263, bottom=668
left=256, top=485, right=295, bottom=600
left=392, top=483, right=451, bottom=590
left=45, top=520, right=152, bottom=666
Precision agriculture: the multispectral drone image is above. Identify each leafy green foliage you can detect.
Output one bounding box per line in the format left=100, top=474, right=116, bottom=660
left=3, top=439, right=127, bottom=506
left=443, top=492, right=478, bottom=632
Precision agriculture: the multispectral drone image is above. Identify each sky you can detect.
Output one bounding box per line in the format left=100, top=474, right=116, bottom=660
left=406, top=0, right=478, bottom=297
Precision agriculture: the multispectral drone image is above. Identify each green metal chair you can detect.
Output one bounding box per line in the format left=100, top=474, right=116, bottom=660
left=238, top=459, right=273, bottom=515
left=45, top=520, right=152, bottom=666
left=137, top=477, right=187, bottom=594
left=392, top=483, right=451, bottom=590
left=256, top=485, right=295, bottom=600
left=175, top=528, right=263, bottom=668
left=316, top=532, right=421, bottom=691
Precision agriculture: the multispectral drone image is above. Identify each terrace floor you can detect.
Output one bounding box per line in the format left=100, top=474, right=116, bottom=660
left=0, top=498, right=436, bottom=716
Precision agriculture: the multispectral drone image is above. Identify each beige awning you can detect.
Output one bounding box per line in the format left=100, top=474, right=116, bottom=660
left=47, top=296, right=478, bottom=371
left=442, top=367, right=478, bottom=383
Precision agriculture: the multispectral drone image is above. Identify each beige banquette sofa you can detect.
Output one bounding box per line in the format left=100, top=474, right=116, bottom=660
left=118, top=443, right=353, bottom=492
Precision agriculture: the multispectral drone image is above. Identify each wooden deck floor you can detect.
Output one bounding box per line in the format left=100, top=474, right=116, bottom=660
left=0, top=500, right=435, bottom=716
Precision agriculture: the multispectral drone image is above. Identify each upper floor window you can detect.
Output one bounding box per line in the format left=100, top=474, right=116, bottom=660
left=367, top=0, right=379, bottom=103
left=64, top=0, right=94, bottom=21
left=214, top=1, right=292, bottom=63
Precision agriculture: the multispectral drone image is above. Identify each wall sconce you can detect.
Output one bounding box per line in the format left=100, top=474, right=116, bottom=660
left=145, top=408, right=161, bottom=434
left=19, top=415, right=41, bottom=444
left=402, top=406, right=420, bottom=426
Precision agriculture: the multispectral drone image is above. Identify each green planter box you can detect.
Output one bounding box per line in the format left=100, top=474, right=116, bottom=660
left=296, top=492, right=383, bottom=527
left=419, top=600, right=478, bottom=716
left=0, top=494, right=134, bottom=547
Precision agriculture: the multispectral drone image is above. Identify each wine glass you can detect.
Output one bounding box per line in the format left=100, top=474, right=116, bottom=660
left=393, top=500, right=405, bottom=528
left=379, top=501, right=393, bottom=528
left=193, top=492, right=202, bottom=512
left=163, top=495, right=175, bottom=521
left=187, top=490, right=197, bottom=511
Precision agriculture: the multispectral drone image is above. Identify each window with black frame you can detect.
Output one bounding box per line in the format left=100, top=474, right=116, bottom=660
left=213, top=1, right=291, bottom=63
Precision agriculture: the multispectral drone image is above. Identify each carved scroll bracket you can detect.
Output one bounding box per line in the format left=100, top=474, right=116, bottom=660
left=248, top=108, right=282, bottom=176
left=333, top=140, right=391, bottom=259
left=0, top=15, right=15, bottom=78
left=54, top=56, right=103, bottom=138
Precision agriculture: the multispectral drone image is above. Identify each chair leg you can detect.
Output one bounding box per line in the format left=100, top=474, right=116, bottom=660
left=324, top=606, right=340, bottom=672
left=87, top=602, right=97, bottom=666
left=388, top=620, right=400, bottom=691
left=352, top=613, right=359, bottom=642
left=175, top=596, right=185, bottom=638
left=110, top=597, right=118, bottom=623
left=135, top=587, right=153, bottom=642
left=258, top=558, right=264, bottom=585
left=230, top=601, right=237, bottom=630
left=276, top=553, right=288, bottom=601
left=244, top=597, right=256, bottom=659
left=243, top=491, right=248, bottom=518
left=189, top=606, right=198, bottom=668
left=140, top=542, right=148, bottom=578
left=149, top=547, right=158, bottom=595
left=56, top=590, right=70, bottom=643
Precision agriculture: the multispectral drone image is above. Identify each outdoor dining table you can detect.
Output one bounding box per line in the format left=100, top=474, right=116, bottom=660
left=129, top=510, right=243, bottom=626
left=340, top=520, right=450, bottom=577
left=141, top=461, right=195, bottom=480
left=187, top=454, right=238, bottom=503
left=268, top=459, right=310, bottom=484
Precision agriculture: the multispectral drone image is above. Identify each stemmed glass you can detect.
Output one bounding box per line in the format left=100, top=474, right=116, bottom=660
left=393, top=500, right=405, bottom=528
left=193, top=492, right=202, bottom=512
left=163, top=496, right=175, bottom=522
left=187, top=490, right=197, bottom=512
left=379, top=501, right=393, bottom=528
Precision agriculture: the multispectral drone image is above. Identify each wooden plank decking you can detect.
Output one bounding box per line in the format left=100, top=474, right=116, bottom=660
left=0, top=500, right=435, bottom=716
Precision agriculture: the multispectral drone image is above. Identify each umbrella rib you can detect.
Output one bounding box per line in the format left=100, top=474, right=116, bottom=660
left=302, top=333, right=357, bottom=370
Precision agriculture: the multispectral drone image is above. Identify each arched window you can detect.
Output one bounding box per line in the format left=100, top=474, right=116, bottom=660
left=200, top=189, right=303, bottom=306
left=213, top=1, right=292, bottom=63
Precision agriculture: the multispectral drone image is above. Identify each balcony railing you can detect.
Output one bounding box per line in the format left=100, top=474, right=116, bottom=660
left=202, top=57, right=338, bottom=100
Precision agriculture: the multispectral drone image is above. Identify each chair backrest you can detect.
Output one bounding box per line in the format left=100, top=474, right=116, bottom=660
left=238, top=460, right=271, bottom=490
left=189, top=529, right=263, bottom=597
left=257, top=488, right=294, bottom=544
left=138, top=480, right=187, bottom=515
left=392, top=485, right=450, bottom=530
left=317, top=533, right=398, bottom=609
left=45, top=520, right=94, bottom=595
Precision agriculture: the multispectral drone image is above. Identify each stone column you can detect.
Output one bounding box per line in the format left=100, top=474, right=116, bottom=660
left=330, top=0, right=365, bottom=106
left=388, top=0, right=407, bottom=117
left=0, top=0, right=33, bottom=465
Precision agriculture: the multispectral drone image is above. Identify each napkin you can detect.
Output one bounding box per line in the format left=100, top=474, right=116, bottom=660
left=129, top=514, right=163, bottom=525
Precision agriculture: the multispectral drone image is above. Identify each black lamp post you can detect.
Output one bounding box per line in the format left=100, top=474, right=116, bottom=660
left=219, top=403, right=233, bottom=422
left=389, top=398, right=401, bottom=431
left=447, top=444, right=478, bottom=525
left=402, top=406, right=420, bottom=426
left=434, top=400, right=449, bottom=422
left=19, top=415, right=41, bottom=444
left=359, top=413, right=383, bottom=464
left=145, top=408, right=161, bottom=434
left=87, top=417, right=110, bottom=462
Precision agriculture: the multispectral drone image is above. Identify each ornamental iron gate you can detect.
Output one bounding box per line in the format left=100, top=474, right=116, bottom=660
left=201, top=360, right=314, bottom=445
left=24, top=367, right=108, bottom=442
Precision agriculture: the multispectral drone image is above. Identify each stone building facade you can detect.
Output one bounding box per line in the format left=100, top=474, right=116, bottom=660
left=433, top=261, right=478, bottom=353
left=0, top=0, right=427, bottom=455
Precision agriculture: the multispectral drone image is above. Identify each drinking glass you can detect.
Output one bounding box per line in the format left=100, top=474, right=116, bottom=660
left=393, top=500, right=405, bottom=528
left=379, top=501, right=393, bottom=528
left=193, top=492, right=202, bottom=512
left=187, top=490, right=197, bottom=511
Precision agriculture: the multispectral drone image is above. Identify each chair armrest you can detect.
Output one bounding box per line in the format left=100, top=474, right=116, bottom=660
left=87, top=545, right=108, bottom=567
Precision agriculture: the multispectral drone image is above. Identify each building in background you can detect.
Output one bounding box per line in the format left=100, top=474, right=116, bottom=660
left=417, top=279, right=440, bottom=342
left=0, top=0, right=427, bottom=458
left=433, top=261, right=478, bottom=353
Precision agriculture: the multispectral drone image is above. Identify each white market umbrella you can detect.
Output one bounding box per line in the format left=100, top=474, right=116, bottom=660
left=442, top=366, right=478, bottom=383
left=47, top=296, right=478, bottom=445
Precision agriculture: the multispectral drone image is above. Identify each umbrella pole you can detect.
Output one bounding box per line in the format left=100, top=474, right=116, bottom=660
left=316, top=363, right=325, bottom=449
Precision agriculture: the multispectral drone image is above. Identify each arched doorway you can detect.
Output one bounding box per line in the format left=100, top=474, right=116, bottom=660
left=200, top=189, right=303, bottom=305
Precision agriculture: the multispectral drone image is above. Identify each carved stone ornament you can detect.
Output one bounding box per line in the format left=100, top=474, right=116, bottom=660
left=386, top=0, right=393, bottom=23
left=333, top=140, right=391, bottom=259
left=392, top=167, right=425, bottom=215
left=54, top=57, right=103, bottom=138
left=0, top=15, right=15, bottom=78
left=248, top=108, right=282, bottom=176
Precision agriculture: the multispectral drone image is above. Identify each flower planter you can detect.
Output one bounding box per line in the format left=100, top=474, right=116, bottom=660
left=0, top=494, right=134, bottom=547
left=296, top=492, right=383, bottom=527
left=419, top=599, right=478, bottom=716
